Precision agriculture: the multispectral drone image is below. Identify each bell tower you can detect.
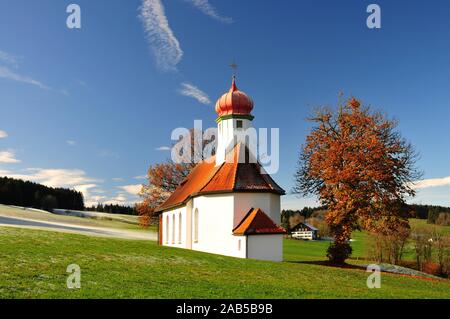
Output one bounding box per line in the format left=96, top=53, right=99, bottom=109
left=215, top=77, right=255, bottom=165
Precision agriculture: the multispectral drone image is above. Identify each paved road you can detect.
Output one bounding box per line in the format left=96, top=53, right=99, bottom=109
left=0, top=216, right=157, bottom=240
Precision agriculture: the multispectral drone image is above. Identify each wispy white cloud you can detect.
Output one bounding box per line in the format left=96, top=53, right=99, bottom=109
left=156, top=146, right=171, bottom=151
left=105, top=184, right=142, bottom=206
left=0, top=65, right=51, bottom=90
left=0, top=168, right=99, bottom=189
left=183, top=0, right=233, bottom=23
left=411, top=176, right=450, bottom=189
left=104, top=194, right=129, bottom=205
left=0, top=50, right=54, bottom=91
left=0, top=130, right=7, bottom=139
left=0, top=167, right=142, bottom=206
left=118, top=184, right=142, bottom=196
left=112, top=177, right=124, bottom=182
left=408, top=185, right=450, bottom=207
left=179, top=82, right=211, bottom=105
left=85, top=195, right=107, bottom=207
left=0, top=150, right=21, bottom=164
left=134, top=175, right=147, bottom=180
left=66, top=140, right=76, bottom=146
left=0, top=168, right=104, bottom=207
left=139, top=0, right=183, bottom=71
left=0, top=50, right=19, bottom=67
left=74, top=184, right=99, bottom=206
left=98, top=149, right=119, bottom=159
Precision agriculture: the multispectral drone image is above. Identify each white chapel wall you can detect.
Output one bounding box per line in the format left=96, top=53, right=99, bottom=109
left=216, top=118, right=253, bottom=165
left=162, top=206, right=187, bottom=248
left=161, top=192, right=282, bottom=260
left=191, top=194, right=245, bottom=258
left=247, top=234, right=283, bottom=262
left=233, top=192, right=281, bottom=227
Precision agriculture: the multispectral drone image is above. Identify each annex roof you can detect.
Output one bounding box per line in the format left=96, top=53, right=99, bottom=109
left=233, top=208, right=286, bottom=236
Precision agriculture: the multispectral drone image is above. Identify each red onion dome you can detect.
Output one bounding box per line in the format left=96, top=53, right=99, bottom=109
left=215, top=77, right=254, bottom=118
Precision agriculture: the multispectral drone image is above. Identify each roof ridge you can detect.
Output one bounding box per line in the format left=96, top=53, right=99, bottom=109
left=232, top=207, right=256, bottom=233
left=232, top=143, right=285, bottom=194
left=231, top=143, right=241, bottom=190
left=199, top=161, right=226, bottom=192
left=258, top=164, right=285, bottom=193
left=233, top=207, right=286, bottom=236
left=258, top=166, right=275, bottom=191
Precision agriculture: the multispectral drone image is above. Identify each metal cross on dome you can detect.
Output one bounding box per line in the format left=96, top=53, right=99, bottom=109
left=229, top=61, right=238, bottom=76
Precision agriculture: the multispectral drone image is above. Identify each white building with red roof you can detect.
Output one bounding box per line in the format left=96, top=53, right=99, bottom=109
left=155, top=77, right=286, bottom=261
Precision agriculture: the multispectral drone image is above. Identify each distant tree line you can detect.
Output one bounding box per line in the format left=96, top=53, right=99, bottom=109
left=86, top=203, right=138, bottom=216
left=281, top=206, right=327, bottom=231
left=409, top=204, right=450, bottom=226
left=282, top=207, right=329, bottom=238
left=0, top=176, right=84, bottom=212
left=282, top=204, right=450, bottom=232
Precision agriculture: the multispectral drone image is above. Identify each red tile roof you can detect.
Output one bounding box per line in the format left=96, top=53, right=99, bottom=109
left=233, top=208, right=286, bottom=236
left=156, top=143, right=285, bottom=212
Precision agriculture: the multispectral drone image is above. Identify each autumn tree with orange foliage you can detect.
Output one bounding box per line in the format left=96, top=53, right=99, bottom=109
left=137, top=128, right=211, bottom=228
left=136, top=162, right=195, bottom=227
left=294, top=97, right=421, bottom=264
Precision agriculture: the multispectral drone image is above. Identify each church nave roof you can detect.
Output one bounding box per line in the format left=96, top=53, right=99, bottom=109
left=156, top=143, right=285, bottom=213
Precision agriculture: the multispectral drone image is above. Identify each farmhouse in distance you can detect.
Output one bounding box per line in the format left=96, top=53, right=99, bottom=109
left=290, top=222, right=318, bottom=241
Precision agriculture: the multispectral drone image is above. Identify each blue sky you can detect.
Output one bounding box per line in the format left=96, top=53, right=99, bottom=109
left=1, top=0, right=450, bottom=208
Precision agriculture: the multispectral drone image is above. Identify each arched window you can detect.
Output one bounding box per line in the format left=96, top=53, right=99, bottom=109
left=178, top=212, right=182, bottom=244
left=165, top=215, right=169, bottom=244
left=194, top=208, right=199, bottom=243
left=172, top=214, right=175, bottom=244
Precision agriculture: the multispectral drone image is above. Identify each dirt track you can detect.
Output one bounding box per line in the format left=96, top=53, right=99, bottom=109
left=0, top=215, right=156, bottom=240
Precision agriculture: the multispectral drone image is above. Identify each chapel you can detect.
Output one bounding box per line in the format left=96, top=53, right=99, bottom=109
left=155, top=77, right=286, bottom=261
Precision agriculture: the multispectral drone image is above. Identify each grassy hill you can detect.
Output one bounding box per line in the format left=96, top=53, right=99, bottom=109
left=0, top=204, right=142, bottom=231
left=0, top=226, right=448, bottom=299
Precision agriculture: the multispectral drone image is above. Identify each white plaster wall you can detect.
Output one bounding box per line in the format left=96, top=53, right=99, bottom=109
left=268, top=193, right=281, bottom=223
left=185, top=199, right=193, bottom=249
left=216, top=118, right=253, bottom=165
left=161, top=192, right=283, bottom=261
left=235, top=236, right=247, bottom=259
left=233, top=192, right=281, bottom=227
left=191, top=194, right=246, bottom=258
left=162, top=206, right=187, bottom=248
left=247, top=235, right=284, bottom=262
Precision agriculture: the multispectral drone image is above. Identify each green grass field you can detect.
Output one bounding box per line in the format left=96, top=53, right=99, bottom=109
left=0, top=226, right=448, bottom=299
left=285, top=219, right=450, bottom=266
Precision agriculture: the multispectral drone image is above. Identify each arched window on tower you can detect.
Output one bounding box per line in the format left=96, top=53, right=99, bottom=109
left=194, top=208, right=199, bottom=243
left=165, top=215, right=169, bottom=244
left=178, top=212, right=182, bottom=244
left=172, top=214, right=175, bottom=244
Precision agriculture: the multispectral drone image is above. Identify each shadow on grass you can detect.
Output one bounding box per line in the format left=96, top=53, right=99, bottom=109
left=286, top=260, right=366, bottom=271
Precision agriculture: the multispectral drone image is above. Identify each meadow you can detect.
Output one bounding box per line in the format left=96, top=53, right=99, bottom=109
left=0, top=204, right=142, bottom=231
left=0, top=224, right=449, bottom=299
